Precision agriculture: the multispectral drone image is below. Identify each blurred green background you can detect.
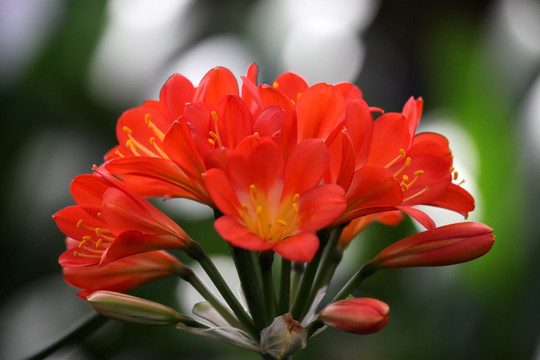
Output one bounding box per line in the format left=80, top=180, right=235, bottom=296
left=1, top=0, right=539, bottom=359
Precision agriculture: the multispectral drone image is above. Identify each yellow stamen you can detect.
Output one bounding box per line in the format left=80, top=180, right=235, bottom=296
left=385, top=148, right=407, bottom=169
left=403, top=186, right=429, bottom=202
left=145, top=113, right=165, bottom=141
left=273, top=81, right=279, bottom=88
left=278, top=219, right=288, bottom=226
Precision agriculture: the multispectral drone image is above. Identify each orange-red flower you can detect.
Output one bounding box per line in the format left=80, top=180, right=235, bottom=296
left=373, top=222, right=495, bottom=267
left=204, top=135, right=346, bottom=262
left=53, top=173, right=193, bottom=267
left=319, top=298, right=390, bottom=334
left=104, top=67, right=244, bottom=205
left=323, top=96, right=474, bottom=229
left=63, top=247, right=182, bottom=299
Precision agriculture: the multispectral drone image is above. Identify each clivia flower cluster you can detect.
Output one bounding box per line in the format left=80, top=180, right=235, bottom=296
left=53, top=64, right=494, bottom=359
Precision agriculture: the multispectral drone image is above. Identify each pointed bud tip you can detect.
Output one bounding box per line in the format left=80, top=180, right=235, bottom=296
left=320, top=298, right=390, bottom=335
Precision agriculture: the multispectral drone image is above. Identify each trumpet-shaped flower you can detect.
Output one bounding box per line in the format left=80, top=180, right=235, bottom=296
left=53, top=173, right=194, bottom=267
left=204, top=136, right=346, bottom=262
left=63, top=248, right=182, bottom=298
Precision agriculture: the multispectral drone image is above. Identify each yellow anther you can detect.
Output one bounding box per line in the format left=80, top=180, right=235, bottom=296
left=399, top=148, right=406, bottom=158
left=145, top=113, right=151, bottom=125
left=95, top=228, right=102, bottom=237
left=211, top=110, right=219, bottom=122
left=292, top=203, right=299, bottom=213
left=76, top=219, right=84, bottom=228
left=123, top=126, right=132, bottom=134
left=453, top=171, right=459, bottom=180
left=273, top=81, right=279, bottom=88
left=82, top=235, right=92, bottom=241
left=402, top=174, right=409, bottom=182
left=241, top=203, right=249, bottom=209
left=97, top=212, right=104, bottom=220
left=386, top=148, right=407, bottom=169
left=296, top=93, right=302, bottom=99
left=414, top=170, right=424, bottom=176
left=278, top=219, right=288, bottom=226
left=405, top=157, right=412, bottom=166
left=250, top=184, right=256, bottom=192
left=149, top=136, right=155, bottom=144
left=96, top=238, right=103, bottom=248
left=292, top=193, right=300, bottom=202
left=78, top=240, right=86, bottom=248
left=208, top=138, right=215, bottom=146
left=256, top=206, right=263, bottom=215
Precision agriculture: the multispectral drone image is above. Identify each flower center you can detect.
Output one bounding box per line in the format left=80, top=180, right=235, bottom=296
left=240, top=184, right=300, bottom=243
left=72, top=214, right=114, bottom=259
left=386, top=148, right=429, bottom=202
left=121, top=114, right=168, bottom=158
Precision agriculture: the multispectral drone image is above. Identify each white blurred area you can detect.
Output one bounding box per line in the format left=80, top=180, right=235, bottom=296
left=88, top=0, right=379, bottom=110
left=0, top=0, right=65, bottom=89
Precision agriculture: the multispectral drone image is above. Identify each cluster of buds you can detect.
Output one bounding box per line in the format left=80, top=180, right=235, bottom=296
left=53, top=64, right=494, bottom=359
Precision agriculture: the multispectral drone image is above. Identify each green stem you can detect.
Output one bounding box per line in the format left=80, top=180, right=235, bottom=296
left=331, top=261, right=379, bottom=302
left=278, top=258, right=291, bottom=314
left=185, top=242, right=257, bottom=337
left=259, top=251, right=277, bottom=324
left=23, top=312, right=107, bottom=360
left=300, top=226, right=344, bottom=320
left=230, top=245, right=266, bottom=333
left=289, top=262, right=304, bottom=307
left=177, top=265, right=243, bottom=331
left=289, top=230, right=328, bottom=321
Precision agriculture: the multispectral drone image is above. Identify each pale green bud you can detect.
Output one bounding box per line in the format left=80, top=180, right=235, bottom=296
left=87, top=291, right=185, bottom=326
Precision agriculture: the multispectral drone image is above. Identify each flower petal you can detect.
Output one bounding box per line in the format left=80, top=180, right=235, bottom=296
left=215, top=216, right=274, bottom=251
left=296, top=83, right=344, bottom=141
left=273, top=233, right=319, bottom=262
left=298, top=184, right=346, bottom=231
left=159, top=73, right=195, bottom=120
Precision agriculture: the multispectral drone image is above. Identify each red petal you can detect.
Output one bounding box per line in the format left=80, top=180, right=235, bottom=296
left=396, top=206, right=436, bottom=230
left=194, top=67, right=239, bottom=106
left=204, top=168, right=243, bottom=216
left=214, top=216, right=274, bottom=251
left=159, top=73, right=195, bottom=120
left=426, top=183, right=475, bottom=217
left=298, top=184, right=346, bottom=231
left=344, top=99, right=373, bottom=167
left=70, top=175, right=110, bottom=208
left=272, top=72, right=308, bottom=100
left=253, top=106, right=284, bottom=140
left=105, top=157, right=207, bottom=202
left=365, top=113, right=410, bottom=167
left=324, top=128, right=355, bottom=190
left=296, top=83, right=345, bottom=141
left=163, top=119, right=207, bottom=179
left=53, top=206, right=105, bottom=240
left=273, top=233, right=319, bottom=262
left=102, top=188, right=187, bottom=240
left=283, top=139, right=329, bottom=196
left=116, top=105, right=172, bottom=158
left=343, top=167, right=403, bottom=221
left=334, top=82, right=363, bottom=102
left=64, top=251, right=180, bottom=298
left=227, top=136, right=284, bottom=194
left=214, top=95, right=253, bottom=148
left=402, top=96, right=423, bottom=140
left=101, top=231, right=184, bottom=265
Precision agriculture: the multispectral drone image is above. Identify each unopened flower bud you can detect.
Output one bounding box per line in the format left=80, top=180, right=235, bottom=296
left=319, top=298, right=389, bottom=334
left=373, top=222, right=495, bottom=268
left=87, top=291, right=184, bottom=325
